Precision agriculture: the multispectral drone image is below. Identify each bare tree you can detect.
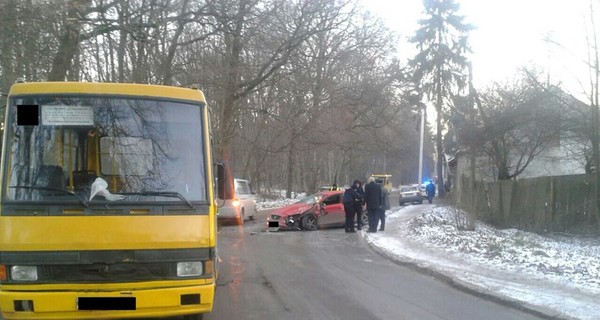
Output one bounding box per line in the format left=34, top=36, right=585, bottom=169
left=48, top=0, right=93, bottom=81
left=0, top=0, right=65, bottom=86
left=1, top=0, right=423, bottom=195
left=205, top=0, right=350, bottom=164
left=582, top=0, right=600, bottom=226
left=474, top=76, right=562, bottom=180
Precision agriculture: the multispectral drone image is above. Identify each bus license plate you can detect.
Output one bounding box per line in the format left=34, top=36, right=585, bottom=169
left=78, top=297, right=136, bottom=310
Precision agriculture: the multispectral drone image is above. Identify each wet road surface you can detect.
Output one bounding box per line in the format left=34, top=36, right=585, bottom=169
left=205, top=209, right=544, bottom=320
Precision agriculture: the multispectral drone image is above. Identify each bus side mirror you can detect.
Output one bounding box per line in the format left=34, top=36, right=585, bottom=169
left=217, top=163, right=234, bottom=200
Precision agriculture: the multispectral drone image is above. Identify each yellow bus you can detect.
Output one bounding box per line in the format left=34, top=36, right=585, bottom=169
left=0, top=82, right=228, bottom=319
left=369, top=174, right=392, bottom=192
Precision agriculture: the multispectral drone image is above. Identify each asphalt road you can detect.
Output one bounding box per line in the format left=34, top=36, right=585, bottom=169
left=206, top=208, right=544, bottom=320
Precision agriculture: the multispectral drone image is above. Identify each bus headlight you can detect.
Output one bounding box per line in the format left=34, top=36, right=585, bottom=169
left=177, top=262, right=203, bottom=277
left=11, top=266, right=38, bottom=281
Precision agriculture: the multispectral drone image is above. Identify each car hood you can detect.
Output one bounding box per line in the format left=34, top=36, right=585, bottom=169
left=271, top=203, right=315, bottom=217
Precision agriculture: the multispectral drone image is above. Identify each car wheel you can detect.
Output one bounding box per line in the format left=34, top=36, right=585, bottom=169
left=302, top=214, right=318, bottom=231
left=399, top=201, right=404, bottom=206
left=183, top=313, right=204, bottom=320
left=418, top=200, right=423, bottom=204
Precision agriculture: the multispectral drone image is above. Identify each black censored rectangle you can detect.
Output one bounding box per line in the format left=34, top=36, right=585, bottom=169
left=78, top=297, right=136, bottom=310
left=16, top=104, right=39, bottom=126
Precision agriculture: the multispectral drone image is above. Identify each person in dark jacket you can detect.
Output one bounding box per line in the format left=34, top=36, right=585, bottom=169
left=364, top=177, right=383, bottom=233
left=353, top=180, right=365, bottom=230
left=426, top=180, right=436, bottom=204
left=342, top=184, right=360, bottom=233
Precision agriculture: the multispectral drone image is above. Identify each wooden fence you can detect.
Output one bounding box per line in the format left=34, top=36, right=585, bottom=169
left=454, top=174, right=599, bottom=235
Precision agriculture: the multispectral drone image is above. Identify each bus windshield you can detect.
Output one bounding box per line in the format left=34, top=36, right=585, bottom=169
left=3, top=95, right=207, bottom=205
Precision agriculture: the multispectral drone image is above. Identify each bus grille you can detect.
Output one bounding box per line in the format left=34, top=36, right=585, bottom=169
left=35, top=262, right=183, bottom=283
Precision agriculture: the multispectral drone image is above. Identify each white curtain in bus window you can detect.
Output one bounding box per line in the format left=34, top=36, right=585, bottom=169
left=99, top=137, right=153, bottom=176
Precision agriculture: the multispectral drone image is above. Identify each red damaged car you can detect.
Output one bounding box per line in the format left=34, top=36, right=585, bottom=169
left=267, top=190, right=367, bottom=231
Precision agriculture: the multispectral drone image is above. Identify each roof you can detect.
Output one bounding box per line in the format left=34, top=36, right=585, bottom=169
left=318, top=190, right=344, bottom=196
left=8, top=82, right=206, bottom=102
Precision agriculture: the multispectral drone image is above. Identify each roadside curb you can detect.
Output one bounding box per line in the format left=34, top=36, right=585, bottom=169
left=359, top=231, right=573, bottom=320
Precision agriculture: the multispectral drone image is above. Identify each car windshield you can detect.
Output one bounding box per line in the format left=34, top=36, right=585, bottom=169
left=4, top=95, right=207, bottom=204
left=295, top=193, right=324, bottom=205
left=401, top=186, right=418, bottom=193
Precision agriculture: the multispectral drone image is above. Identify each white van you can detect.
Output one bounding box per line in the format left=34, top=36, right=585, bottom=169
left=218, top=178, right=257, bottom=225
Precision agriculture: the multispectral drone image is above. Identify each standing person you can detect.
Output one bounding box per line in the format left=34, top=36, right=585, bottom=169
left=426, top=180, right=436, bottom=204
left=379, top=186, right=391, bottom=231
left=364, top=177, right=383, bottom=233
left=342, top=184, right=360, bottom=233
left=353, top=180, right=365, bottom=230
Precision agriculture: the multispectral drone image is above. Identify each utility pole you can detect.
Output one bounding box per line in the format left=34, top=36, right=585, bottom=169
left=418, top=106, right=425, bottom=185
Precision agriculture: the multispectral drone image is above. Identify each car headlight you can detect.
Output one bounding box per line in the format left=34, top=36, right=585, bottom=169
left=287, top=214, right=302, bottom=223
left=177, top=262, right=203, bottom=277
left=11, top=266, right=38, bottom=281
left=232, top=199, right=240, bottom=207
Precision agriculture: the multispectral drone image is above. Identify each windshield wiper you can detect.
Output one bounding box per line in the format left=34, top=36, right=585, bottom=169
left=117, top=191, right=194, bottom=208
left=9, top=186, right=90, bottom=207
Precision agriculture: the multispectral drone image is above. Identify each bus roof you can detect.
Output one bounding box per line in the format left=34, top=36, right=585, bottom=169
left=8, top=82, right=206, bottom=102
left=370, top=174, right=392, bottom=178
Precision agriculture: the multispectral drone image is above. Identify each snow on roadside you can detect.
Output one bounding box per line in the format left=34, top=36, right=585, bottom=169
left=368, top=206, right=600, bottom=320
left=255, top=192, right=306, bottom=210
left=407, top=207, right=600, bottom=295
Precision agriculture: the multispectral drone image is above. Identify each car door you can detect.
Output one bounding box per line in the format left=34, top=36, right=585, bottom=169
left=319, top=194, right=344, bottom=227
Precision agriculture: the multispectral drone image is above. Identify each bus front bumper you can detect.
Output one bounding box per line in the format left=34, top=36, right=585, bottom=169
left=0, top=282, right=214, bottom=319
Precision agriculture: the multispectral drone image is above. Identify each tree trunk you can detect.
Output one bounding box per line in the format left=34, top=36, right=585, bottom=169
left=117, top=1, right=129, bottom=82
left=132, top=14, right=146, bottom=83
left=286, top=128, right=296, bottom=199
left=436, top=80, right=445, bottom=197
left=161, top=0, right=189, bottom=85
left=593, top=59, right=600, bottom=227
left=0, top=0, right=17, bottom=89
left=218, top=0, right=247, bottom=163
left=48, top=0, right=91, bottom=81
left=585, top=0, right=600, bottom=229
left=311, top=151, right=319, bottom=193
